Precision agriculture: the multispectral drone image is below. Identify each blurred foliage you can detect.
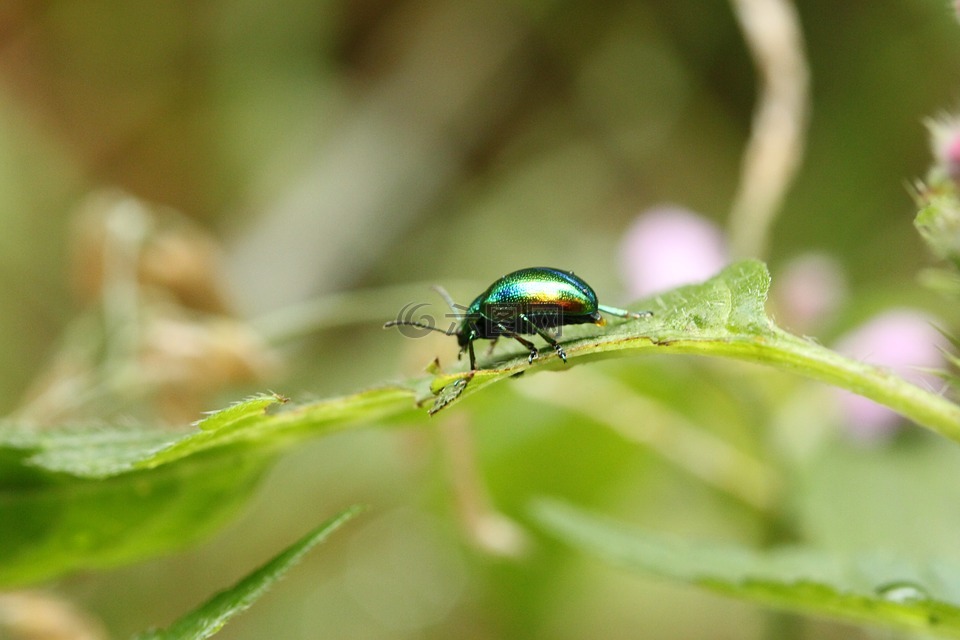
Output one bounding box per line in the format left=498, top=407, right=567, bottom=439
left=134, top=506, right=362, bottom=640
left=1, top=1, right=960, bottom=639
left=4, top=262, right=954, bottom=598
left=534, top=499, right=960, bottom=638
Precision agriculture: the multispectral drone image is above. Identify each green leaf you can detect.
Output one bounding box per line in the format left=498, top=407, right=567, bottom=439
left=3, top=259, right=957, bottom=588
left=4, top=389, right=418, bottom=479
left=532, top=499, right=960, bottom=637
left=133, top=505, right=363, bottom=640
left=0, top=390, right=414, bottom=587
left=0, top=443, right=270, bottom=587
left=424, top=260, right=960, bottom=442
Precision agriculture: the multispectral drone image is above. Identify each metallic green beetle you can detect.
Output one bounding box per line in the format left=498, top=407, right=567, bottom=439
left=386, top=267, right=651, bottom=370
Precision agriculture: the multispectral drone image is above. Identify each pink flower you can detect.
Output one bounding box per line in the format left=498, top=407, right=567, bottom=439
left=833, top=309, right=948, bottom=442
left=771, top=254, right=846, bottom=334
left=928, top=115, right=960, bottom=184
left=619, top=206, right=729, bottom=298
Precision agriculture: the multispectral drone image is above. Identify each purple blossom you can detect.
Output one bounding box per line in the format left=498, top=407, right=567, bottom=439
left=619, top=205, right=729, bottom=298
left=771, top=254, right=846, bottom=334
left=946, top=135, right=960, bottom=183
left=833, top=309, right=948, bottom=442
left=928, top=115, right=960, bottom=184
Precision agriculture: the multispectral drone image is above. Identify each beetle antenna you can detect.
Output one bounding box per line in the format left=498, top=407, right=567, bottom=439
left=431, top=285, right=460, bottom=314
left=598, top=304, right=654, bottom=320
left=383, top=320, right=457, bottom=336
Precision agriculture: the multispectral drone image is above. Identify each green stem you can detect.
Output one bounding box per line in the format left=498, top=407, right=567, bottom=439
left=616, top=332, right=960, bottom=443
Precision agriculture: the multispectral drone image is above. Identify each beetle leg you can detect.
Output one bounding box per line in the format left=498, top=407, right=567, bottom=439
left=494, top=323, right=539, bottom=364
left=519, top=314, right=567, bottom=363
left=543, top=334, right=567, bottom=363
left=484, top=336, right=499, bottom=357
left=467, top=340, right=477, bottom=371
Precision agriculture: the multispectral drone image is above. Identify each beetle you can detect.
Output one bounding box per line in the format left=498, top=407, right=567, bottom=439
left=385, top=267, right=652, bottom=371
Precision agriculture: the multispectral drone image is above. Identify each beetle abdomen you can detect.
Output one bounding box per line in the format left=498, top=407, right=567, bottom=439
left=469, top=267, right=601, bottom=336
left=387, top=265, right=651, bottom=374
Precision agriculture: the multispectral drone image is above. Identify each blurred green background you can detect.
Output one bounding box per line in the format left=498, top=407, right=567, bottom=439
left=2, top=1, right=960, bottom=638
